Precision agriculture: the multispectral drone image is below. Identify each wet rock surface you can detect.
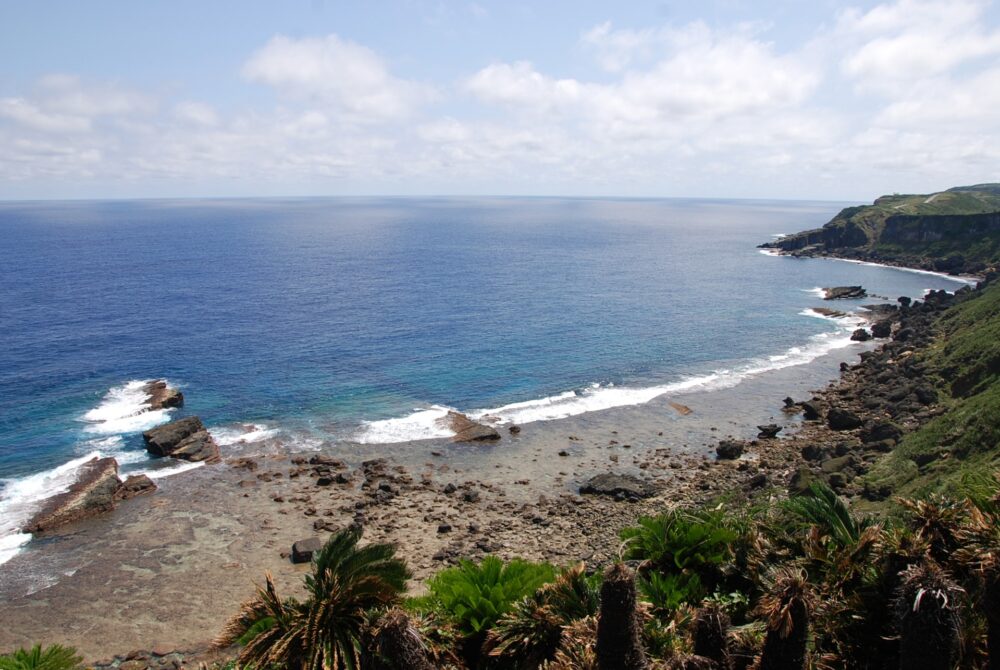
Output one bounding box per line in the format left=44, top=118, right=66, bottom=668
left=23, top=457, right=122, bottom=533
left=445, top=411, right=501, bottom=442
left=144, top=417, right=221, bottom=463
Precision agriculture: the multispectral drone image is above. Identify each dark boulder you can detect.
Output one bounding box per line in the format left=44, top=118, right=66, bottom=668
left=860, top=421, right=903, bottom=445
left=291, top=537, right=322, bottom=564
left=850, top=328, right=871, bottom=342
left=24, top=457, right=122, bottom=533
left=823, top=286, right=867, bottom=300
left=827, top=408, right=863, bottom=431
left=114, top=474, right=157, bottom=501
left=871, top=319, right=893, bottom=338
left=788, top=467, right=817, bottom=495
left=800, top=400, right=823, bottom=421
left=756, top=424, right=782, bottom=439
left=579, top=473, right=656, bottom=501
left=143, top=417, right=220, bottom=463
left=898, top=296, right=912, bottom=307
left=716, top=440, right=745, bottom=459
left=143, top=380, right=184, bottom=410
left=445, top=411, right=501, bottom=442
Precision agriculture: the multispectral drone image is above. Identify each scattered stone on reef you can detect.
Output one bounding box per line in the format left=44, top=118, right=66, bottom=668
left=898, top=296, right=912, bottom=307
left=801, top=444, right=830, bottom=462
left=827, top=408, right=863, bottom=431
left=114, top=474, right=157, bottom=501
left=823, top=285, right=868, bottom=300
left=558, top=449, right=569, bottom=457
left=914, top=385, right=939, bottom=405
left=309, top=455, right=346, bottom=468
left=443, top=411, right=501, bottom=442
left=143, top=416, right=220, bottom=463
left=668, top=401, right=693, bottom=415
left=716, top=440, right=745, bottom=460
left=811, top=307, right=849, bottom=319
left=24, top=457, right=122, bottom=533
left=871, top=319, right=893, bottom=338
left=462, top=489, right=481, bottom=503
left=783, top=396, right=797, bottom=409
left=291, top=538, right=321, bottom=563
left=508, top=425, right=521, bottom=434
left=821, top=455, right=855, bottom=474
left=800, top=400, right=823, bottom=421
left=437, top=524, right=452, bottom=534
left=861, top=420, right=903, bottom=445
left=143, top=380, right=184, bottom=410
left=851, top=328, right=871, bottom=342
left=316, top=477, right=333, bottom=487
left=579, top=473, right=656, bottom=501
left=756, top=424, right=782, bottom=439
left=788, top=466, right=817, bottom=495
left=747, top=473, right=769, bottom=489
left=828, top=472, right=848, bottom=491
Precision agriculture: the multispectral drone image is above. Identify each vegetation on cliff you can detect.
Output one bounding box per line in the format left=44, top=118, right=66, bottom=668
left=761, top=184, right=1000, bottom=274
left=864, top=278, right=1000, bottom=498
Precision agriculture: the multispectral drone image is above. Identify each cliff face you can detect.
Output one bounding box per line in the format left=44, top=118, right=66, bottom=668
left=761, top=184, right=1000, bottom=274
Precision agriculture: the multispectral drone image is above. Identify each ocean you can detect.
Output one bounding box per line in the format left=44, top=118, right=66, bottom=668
left=0, top=196, right=975, bottom=565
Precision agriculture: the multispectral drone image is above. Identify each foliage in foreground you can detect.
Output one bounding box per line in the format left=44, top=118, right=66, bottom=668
left=0, top=646, right=81, bottom=670
left=216, top=525, right=411, bottom=670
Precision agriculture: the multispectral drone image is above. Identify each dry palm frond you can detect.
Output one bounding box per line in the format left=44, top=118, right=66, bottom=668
left=543, top=617, right=599, bottom=670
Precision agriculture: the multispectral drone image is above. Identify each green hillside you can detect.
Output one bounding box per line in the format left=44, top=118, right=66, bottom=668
left=762, top=184, right=1000, bottom=274
left=863, top=279, right=1000, bottom=499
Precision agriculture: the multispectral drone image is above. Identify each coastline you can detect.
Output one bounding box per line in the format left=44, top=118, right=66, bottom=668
left=0, top=252, right=977, bottom=661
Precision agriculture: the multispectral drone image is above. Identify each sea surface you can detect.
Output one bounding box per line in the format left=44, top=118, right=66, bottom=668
left=0, top=196, right=975, bottom=565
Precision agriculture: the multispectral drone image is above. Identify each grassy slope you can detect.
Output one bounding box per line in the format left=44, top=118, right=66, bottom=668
left=775, top=184, right=1000, bottom=267
left=864, top=280, right=1000, bottom=499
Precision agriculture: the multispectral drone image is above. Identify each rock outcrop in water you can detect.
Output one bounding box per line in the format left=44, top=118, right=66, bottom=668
left=23, top=457, right=123, bottom=533
left=444, top=411, right=501, bottom=442
left=824, top=286, right=867, bottom=300
left=143, top=380, right=183, bottom=410
left=143, top=416, right=221, bottom=463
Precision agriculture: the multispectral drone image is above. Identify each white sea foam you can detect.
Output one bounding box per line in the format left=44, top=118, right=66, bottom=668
left=355, top=311, right=866, bottom=444
left=79, top=380, right=174, bottom=435
left=758, top=248, right=781, bottom=257
left=132, top=461, right=205, bottom=480
left=211, top=423, right=279, bottom=447
left=355, top=405, right=457, bottom=444
left=0, top=451, right=105, bottom=566
left=762, top=251, right=979, bottom=285
left=803, top=287, right=827, bottom=299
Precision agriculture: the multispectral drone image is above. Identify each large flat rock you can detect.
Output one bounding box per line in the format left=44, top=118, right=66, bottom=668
left=23, top=457, right=122, bottom=533
left=143, top=416, right=220, bottom=463
left=445, top=411, right=501, bottom=442
left=143, top=380, right=184, bottom=410
left=579, top=473, right=656, bottom=501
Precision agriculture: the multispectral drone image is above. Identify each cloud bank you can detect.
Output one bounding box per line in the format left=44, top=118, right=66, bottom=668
left=1, top=0, right=998, bottom=199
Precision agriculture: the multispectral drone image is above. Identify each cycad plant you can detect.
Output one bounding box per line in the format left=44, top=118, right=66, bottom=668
left=0, top=645, right=82, bottom=670
left=486, top=563, right=601, bottom=668
left=425, top=555, right=556, bottom=665
left=893, top=561, right=964, bottom=670
left=757, top=568, right=811, bottom=670
left=217, top=526, right=411, bottom=670
left=956, top=505, right=1000, bottom=670
left=362, top=608, right=436, bottom=670
left=596, top=563, right=649, bottom=670
left=621, top=507, right=738, bottom=604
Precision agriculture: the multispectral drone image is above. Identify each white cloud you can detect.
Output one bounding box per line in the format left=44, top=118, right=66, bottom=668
left=242, top=34, right=432, bottom=121
left=173, top=101, right=219, bottom=127
left=838, top=0, right=1000, bottom=89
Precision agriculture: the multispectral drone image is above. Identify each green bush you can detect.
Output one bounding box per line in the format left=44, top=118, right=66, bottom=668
left=424, top=556, right=557, bottom=635
left=620, top=508, right=738, bottom=575
left=0, top=645, right=82, bottom=670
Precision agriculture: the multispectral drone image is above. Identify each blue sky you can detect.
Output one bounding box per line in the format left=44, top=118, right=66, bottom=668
left=1, top=0, right=999, bottom=200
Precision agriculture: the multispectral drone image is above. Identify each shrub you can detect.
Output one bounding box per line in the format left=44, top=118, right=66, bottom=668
left=0, top=645, right=82, bottom=670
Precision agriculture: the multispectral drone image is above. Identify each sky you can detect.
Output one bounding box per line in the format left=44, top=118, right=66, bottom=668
left=1, top=0, right=999, bottom=201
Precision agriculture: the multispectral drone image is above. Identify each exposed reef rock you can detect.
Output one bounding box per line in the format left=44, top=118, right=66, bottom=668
left=444, top=411, right=501, bottom=442
left=579, top=473, right=656, bottom=501
left=23, top=457, right=123, bottom=533
left=143, top=380, right=183, bottom=410
left=143, top=416, right=221, bottom=463
left=824, top=286, right=868, bottom=300
left=115, top=474, right=157, bottom=501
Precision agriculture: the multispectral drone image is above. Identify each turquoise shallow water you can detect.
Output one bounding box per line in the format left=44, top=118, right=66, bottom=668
left=0, top=196, right=974, bottom=562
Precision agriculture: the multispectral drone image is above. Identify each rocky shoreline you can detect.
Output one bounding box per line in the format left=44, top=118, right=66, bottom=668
left=1, top=272, right=982, bottom=664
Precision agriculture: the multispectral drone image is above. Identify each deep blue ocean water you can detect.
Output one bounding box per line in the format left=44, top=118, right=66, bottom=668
left=0, top=196, right=975, bottom=560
